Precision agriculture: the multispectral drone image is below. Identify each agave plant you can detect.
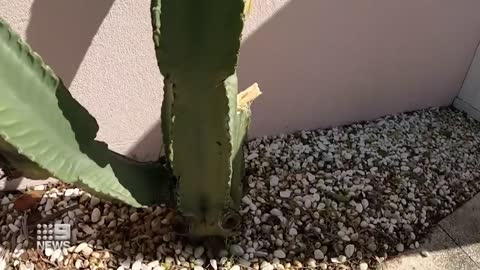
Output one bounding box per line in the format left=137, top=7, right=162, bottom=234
left=0, top=0, right=261, bottom=241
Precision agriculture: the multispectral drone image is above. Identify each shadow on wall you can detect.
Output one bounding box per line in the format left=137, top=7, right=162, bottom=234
left=17, top=0, right=480, bottom=160
left=0, top=0, right=116, bottom=191
left=26, top=0, right=115, bottom=87
left=127, top=0, right=480, bottom=159
left=236, top=0, right=480, bottom=138
left=127, top=122, right=164, bottom=161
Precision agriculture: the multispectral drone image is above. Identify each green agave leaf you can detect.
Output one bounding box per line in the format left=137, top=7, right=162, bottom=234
left=0, top=18, right=174, bottom=207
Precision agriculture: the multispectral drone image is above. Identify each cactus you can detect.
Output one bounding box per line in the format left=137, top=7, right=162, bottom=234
left=0, top=0, right=260, bottom=239
left=151, top=0, right=260, bottom=237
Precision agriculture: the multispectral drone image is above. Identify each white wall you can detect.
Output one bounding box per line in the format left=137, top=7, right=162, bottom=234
left=1, top=0, right=480, bottom=161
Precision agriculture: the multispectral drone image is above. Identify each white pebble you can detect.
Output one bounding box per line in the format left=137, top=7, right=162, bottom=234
left=260, top=261, right=274, bottom=270
left=132, top=259, right=142, bottom=270
left=130, top=212, right=140, bottom=222
left=64, top=189, right=77, bottom=197
left=279, top=190, right=291, bottom=198
left=314, top=249, right=324, bottom=260
left=81, top=225, right=94, bottom=235
left=304, top=197, right=312, bottom=208
left=16, top=234, right=25, bottom=245
left=241, top=196, right=252, bottom=205
left=75, top=260, right=84, bottom=269
left=1, top=197, right=9, bottom=204
left=306, top=258, right=316, bottom=267
left=289, top=228, right=298, bottom=236
left=361, top=199, right=369, bottom=209
left=44, top=199, right=54, bottom=211
left=194, top=246, right=205, bottom=258
left=331, top=257, right=340, bottom=264
left=359, top=262, right=369, bottom=270
left=229, top=245, right=244, bottom=256
left=91, top=208, right=101, bottom=223
left=34, top=185, right=46, bottom=191
left=345, top=244, right=355, bottom=258
left=210, top=259, right=218, bottom=270
left=74, top=243, right=88, bottom=253
left=413, top=167, right=422, bottom=174
left=317, top=203, right=326, bottom=210
left=164, top=257, right=174, bottom=265
left=82, top=246, right=93, bottom=256
left=273, top=249, right=286, bottom=259
left=147, top=261, right=159, bottom=268
left=89, top=196, right=100, bottom=207
left=8, top=224, right=19, bottom=233
left=44, top=247, right=54, bottom=257
left=420, top=250, right=429, bottom=257
left=269, top=176, right=280, bottom=186
left=355, top=203, right=363, bottom=213
left=270, top=208, right=283, bottom=217
left=50, top=249, right=62, bottom=262
left=79, top=194, right=90, bottom=203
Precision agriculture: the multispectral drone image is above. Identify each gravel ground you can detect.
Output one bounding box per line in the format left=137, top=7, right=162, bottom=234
left=1, top=106, right=480, bottom=270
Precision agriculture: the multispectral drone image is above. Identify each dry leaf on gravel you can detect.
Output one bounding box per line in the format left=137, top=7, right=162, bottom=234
left=13, top=190, right=45, bottom=212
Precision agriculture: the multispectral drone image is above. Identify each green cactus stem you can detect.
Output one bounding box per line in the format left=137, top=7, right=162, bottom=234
left=151, top=0, right=261, bottom=237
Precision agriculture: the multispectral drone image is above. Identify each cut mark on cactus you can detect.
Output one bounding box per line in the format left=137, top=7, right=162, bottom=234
left=237, top=83, right=261, bottom=111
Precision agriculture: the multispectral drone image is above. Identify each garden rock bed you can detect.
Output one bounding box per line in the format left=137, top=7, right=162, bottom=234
left=1, top=106, right=480, bottom=270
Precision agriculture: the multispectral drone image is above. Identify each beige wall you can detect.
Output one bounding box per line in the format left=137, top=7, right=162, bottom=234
left=1, top=0, right=479, bottom=161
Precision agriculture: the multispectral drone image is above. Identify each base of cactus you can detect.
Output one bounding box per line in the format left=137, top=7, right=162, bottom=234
left=172, top=209, right=242, bottom=236
left=171, top=212, right=241, bottom=257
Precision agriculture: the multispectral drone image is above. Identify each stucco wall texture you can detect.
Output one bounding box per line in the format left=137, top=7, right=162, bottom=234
left=1, top=0, right=480, bottom=161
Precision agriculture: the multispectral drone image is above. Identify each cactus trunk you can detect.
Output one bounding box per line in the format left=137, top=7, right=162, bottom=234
left=151, top=0, right=260, bottom=237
